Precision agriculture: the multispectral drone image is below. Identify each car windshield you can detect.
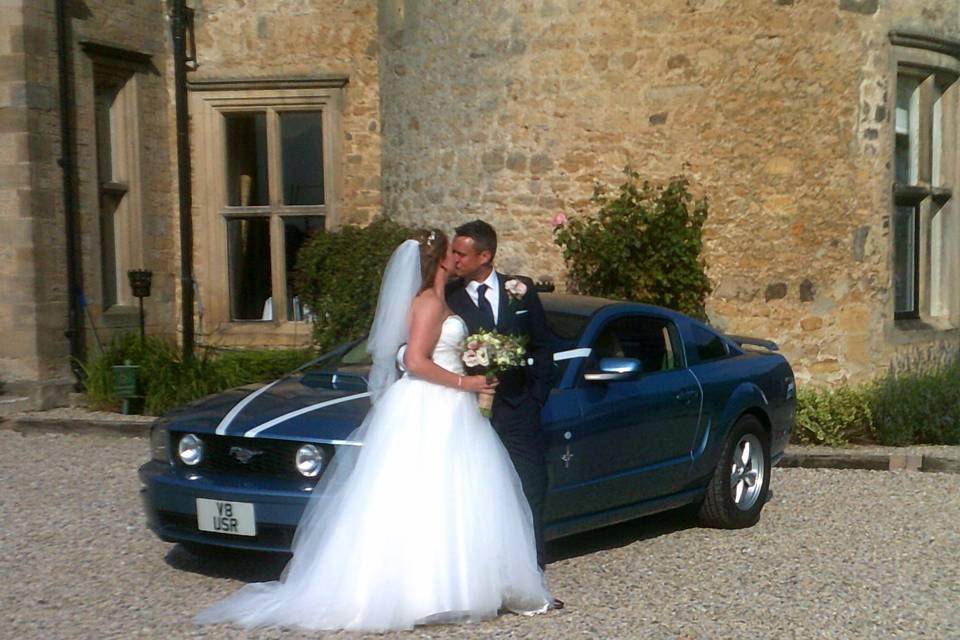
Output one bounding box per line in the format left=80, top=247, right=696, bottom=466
left=297, top=340, right=371, bottom=391
left=301, top=310, right=590, bottom=388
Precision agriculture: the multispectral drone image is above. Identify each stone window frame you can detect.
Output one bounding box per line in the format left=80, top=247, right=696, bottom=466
left=80, top=41, right=151, bottom=313
left=888, top=32, right=960, bottom=330
left=189, top=77, right=348, bottom=342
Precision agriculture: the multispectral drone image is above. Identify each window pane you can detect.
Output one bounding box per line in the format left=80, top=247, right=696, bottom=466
left=94, top=75, right=122, bottom=307
left=932, top=81, right=943, bottom=188
left=225, top=113, right=269, bottom=206
left=280, top=111, right=324, bottom=205
left=895, top=75, right=920, bottom=185
left=227, top=218, right=272, bottom=320
left=692, top=325, right=728, bottom=362
left=893, top=205, right=917, bottom=314
left=100, top=195, right=119, bottom=308
left=283, top=216, right=324, bottom=321
left=590, top=316, right=681, bottom=373
left=94, top=80, right=120, bottom=184
left=930, top=204, right=947, bottom=317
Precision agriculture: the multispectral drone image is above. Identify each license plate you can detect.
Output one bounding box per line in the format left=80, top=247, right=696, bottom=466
left=196, top=498, right=256, bottom=537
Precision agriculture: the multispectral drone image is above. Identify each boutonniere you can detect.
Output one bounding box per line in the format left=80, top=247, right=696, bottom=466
left=504, top=278, right=528, bottom=303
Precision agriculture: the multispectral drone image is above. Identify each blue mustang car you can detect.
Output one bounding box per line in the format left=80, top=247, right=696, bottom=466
left=140, top=294, right=795, bottom=553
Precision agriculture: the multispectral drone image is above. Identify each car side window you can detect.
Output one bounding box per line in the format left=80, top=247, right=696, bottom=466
left=691, top=325, right=728, bottom=362
left=589, top=315, right=683, bottom=374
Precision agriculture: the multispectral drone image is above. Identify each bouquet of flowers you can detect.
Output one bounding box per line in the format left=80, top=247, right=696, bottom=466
left=461, top=329, right=528, bottom=417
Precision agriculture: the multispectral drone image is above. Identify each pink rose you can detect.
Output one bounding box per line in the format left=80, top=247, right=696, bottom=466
left=463, top=350, right=480, bottom=368
left=552, top=212, right=567, bottom=227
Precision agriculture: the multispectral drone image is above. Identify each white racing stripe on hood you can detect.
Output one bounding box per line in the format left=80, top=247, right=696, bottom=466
left=222, top=350, right=588, bottom=438
left=215, top=379, right=282, bottom=435
left=243, top=391, right=372, bottom=438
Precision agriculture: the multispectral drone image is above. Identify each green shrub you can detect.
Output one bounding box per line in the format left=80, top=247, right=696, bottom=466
left=871, top=362, right=960, bottom=446
left=553, top=168, right=711, bottom=319
left=792, top=361, right=960, bottom=447
left=794, top=385, right=874, bottom=446
left=81, top=334, right=314, bottom=416
left=293, top=217, right=415, bottom=350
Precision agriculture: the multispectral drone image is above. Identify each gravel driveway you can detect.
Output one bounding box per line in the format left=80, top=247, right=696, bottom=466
left=1, top=429, right=958, bottom=640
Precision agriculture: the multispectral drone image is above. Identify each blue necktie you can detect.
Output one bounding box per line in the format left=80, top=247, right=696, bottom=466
left=476, top=284, right=496, bottom=330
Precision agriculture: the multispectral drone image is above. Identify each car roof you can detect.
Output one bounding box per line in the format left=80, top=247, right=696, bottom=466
left=540, top=293, right=686, bottom=321
left=540, top=293, right=614, bottom=316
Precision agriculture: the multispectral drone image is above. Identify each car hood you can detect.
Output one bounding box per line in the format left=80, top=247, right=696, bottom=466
left=159, top=374, right=372, bottom=443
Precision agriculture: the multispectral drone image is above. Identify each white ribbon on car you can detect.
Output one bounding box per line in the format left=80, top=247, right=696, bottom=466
left=553, top=348, right=591, bottom=361
left=220, top=348, right=590, bottom=438
left=215, top=379, right=283, bottom=435
left=242, top=392, right=372, bottom=438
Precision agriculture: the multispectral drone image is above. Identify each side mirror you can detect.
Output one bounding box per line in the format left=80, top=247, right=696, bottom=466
left=583, top=357, right=643, bottom=382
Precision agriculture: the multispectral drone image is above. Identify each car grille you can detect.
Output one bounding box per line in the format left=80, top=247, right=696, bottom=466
left=170, top=432, right=333, bottom=480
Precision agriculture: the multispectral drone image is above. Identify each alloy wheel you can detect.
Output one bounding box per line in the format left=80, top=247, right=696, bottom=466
left=730, top=433, right=765, bottom=511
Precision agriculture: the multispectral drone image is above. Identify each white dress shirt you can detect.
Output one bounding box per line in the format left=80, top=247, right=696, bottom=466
left=465, top=270, right=500, bottom=325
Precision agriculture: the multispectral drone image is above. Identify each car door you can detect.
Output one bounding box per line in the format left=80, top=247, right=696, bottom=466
left=545, top=314, right=702, bottom=520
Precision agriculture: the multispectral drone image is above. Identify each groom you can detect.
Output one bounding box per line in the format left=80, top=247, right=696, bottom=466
left=446, top=220, right=556, bottom=575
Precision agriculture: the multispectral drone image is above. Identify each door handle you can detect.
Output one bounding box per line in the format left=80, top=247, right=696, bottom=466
left=675, top=390, right=698, bottom=403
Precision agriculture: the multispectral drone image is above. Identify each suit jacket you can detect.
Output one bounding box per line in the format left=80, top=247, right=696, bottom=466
left=446, top=273, right=553, bottom=408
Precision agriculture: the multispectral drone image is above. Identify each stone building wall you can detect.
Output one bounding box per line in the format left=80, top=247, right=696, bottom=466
left=379, top=0, right=960, bottom=384
left=0, top=1, right=74, bottom=409
left=1, top=0, right=179, bottom=410
left=1, top=0, right=383, bottom=410
left=70, top=1, right=177, bottom=347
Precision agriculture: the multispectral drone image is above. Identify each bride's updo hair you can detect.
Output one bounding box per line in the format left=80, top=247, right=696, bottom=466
left=411, top=228, right=449, bottom=293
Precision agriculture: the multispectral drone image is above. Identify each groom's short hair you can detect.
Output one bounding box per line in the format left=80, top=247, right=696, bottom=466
left=454, top=219, right=497, bottom=258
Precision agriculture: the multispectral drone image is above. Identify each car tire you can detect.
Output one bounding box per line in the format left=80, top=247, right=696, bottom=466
left=697, top=414, right=771, bottom=529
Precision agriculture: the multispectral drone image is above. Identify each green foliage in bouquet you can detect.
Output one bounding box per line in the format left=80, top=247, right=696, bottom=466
left=293, top=217, right=415, bottom=350
left=461, top=329, right=528, bottom=417
left=461, top=330, right=528, bottom=377
left=553, top=167, right=711, bottom=319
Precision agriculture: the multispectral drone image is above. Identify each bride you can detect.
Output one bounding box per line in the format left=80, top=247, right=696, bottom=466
left=196, top=229, right=553, bottom=632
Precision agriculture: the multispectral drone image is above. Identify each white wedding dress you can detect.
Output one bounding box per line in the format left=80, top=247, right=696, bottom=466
left=196, top=315, right=551, bottom=632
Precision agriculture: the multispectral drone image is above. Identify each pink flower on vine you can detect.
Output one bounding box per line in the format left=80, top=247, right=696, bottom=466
left=552, top=212, right=567, bottom=228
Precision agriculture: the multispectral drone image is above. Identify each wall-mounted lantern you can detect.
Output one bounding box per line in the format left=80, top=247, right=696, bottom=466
left=127, top=269, right=153, bottom=345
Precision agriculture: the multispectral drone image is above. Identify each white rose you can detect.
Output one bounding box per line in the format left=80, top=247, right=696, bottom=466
left=505, top=278, right=527, bottom=297
left=463, top=350, right=480, bottom=368
left=476, top=348, right=490, bottom=367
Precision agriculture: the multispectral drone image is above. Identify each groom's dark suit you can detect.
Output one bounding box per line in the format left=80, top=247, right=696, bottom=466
left=446, top=273, right=553, bottom=567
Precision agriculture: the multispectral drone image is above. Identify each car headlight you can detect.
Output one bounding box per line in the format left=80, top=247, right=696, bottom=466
left=295, top=444, right=326, bottom=477
left=150, top=424, right=170, bottom=463
left=178, top=433, right=204, bottom=466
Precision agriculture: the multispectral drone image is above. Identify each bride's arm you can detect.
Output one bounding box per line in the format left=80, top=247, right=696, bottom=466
left=403, top=293, right=495, bottom=393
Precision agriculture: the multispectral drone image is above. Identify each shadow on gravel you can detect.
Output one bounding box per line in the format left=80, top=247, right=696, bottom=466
left=165, top=544, right=290, bottom=582
left=166, top=496, right=760, bottom=579
left=546, top=489, right=779, bottom=564
left=166, top=509, right=707, bottom=579
left=546, top=510, right=697, bottom=564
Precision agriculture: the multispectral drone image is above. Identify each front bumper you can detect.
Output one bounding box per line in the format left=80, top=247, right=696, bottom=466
left=139, top=460, right=314, bottom=552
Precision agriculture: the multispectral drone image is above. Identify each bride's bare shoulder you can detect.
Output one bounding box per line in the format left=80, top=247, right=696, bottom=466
left=411, top=289, right=444, bottom=315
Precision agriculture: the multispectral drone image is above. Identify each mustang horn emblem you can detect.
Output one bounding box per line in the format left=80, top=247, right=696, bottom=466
left=229, top=446, right=264, bottom=464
